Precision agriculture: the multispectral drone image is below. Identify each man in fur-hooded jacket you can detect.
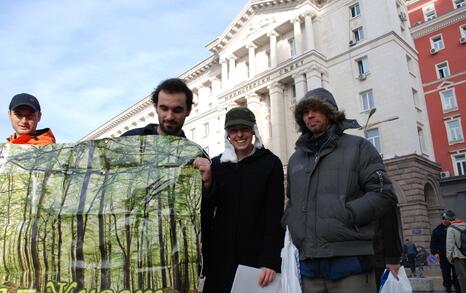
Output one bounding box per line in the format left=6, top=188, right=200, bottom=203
left=282, top=88, right=399, bottom=292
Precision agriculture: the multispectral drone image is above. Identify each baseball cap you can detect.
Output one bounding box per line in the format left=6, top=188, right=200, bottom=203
left=441, top=210, right=456, bottom=221
left=9, top=93, right=41, bottom=112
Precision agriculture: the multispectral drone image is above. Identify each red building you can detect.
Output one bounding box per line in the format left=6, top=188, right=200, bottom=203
left=408, top=0, right=466, bottom=178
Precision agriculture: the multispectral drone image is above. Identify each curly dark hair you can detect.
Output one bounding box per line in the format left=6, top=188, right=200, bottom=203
left=294, top=96, right=346, bottom=133
left=151, top=78, right=193, bottom=111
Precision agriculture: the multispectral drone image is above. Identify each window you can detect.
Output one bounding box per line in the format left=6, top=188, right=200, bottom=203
left=366, top=128, right=381, bottom=153
left=431, top=35, right=444, bottom=50
left=453, top=0, right=465, bottom=8
left=446, top=119, right=463, bottom=142
left=360, top=90, right=374, bottom=111
left=441, top=89, right=458, bottom=111
left=406, top=55, right=415, bottom=74
left=288, top=38, right=296, bottom=57
left=203, top=122, right=209, bottom=137
left=353, top=26, right=364, bottom=42
left=423, top=4, right=436, bottom=21
left=454, top=154, right=466, bottom=175
left=418, top=126, right=426, bottom=153
left=350, top=3, right=361, bottom=18
left=436, top=62, right=450, bottom=79
left=265, top=50, right=271, bottom=68
left=292, top=84, right=297, bottom=98
left=190, top=128, right=196, bottom=140
left=357, top=57, right=369, bottom=75
left=462, top=25, right=466, bottom=37
left=412, top=88, right=420, bottom=108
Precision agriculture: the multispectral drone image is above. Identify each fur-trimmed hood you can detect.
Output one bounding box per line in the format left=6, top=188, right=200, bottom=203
left=295, top=88, right=361, bottom=135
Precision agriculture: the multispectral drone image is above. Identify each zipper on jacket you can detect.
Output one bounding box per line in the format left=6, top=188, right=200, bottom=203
left=376, top=171, right=383, bottom=192
left=309, top=135, right=333, bottom=249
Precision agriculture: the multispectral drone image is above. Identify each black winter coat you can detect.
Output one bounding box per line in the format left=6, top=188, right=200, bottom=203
left=201, top=147, right=285, bottom=293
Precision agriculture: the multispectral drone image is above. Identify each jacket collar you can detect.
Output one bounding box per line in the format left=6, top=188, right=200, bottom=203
left=142, top=123, right=186, bottom=138
left=295, top=118, right=361, bottom=154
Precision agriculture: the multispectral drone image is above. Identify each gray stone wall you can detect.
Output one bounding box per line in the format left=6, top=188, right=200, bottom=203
left=384, top=154, right=442, bottom=249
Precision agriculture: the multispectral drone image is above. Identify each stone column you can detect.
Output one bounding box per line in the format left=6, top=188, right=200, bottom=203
left=228, top=55, right=236, bottom=87
left=247, top=43, right=257, bottom=78
left=293, top=72, right=307, bottom=100
left=221, top=58, right=228, bottom=90
left=291, top=16, right=303, bottom=56
left=306, top=67, right=322, bottom=90
left=304, top=12, right=315, bottom=51
left=268, top=82, right=287, bottom=162
left=267, top=30, right=279, bottom=67
left=247, top=93, right=267, bottom=147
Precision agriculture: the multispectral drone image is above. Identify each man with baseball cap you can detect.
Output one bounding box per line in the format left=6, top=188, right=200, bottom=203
left=7, top=93, right=56, bottom=145
left=431, top=210, right=460, bottom=292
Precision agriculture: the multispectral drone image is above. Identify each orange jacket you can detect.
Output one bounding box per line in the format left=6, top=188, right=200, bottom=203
left=7, top=128, right=56, bottom=145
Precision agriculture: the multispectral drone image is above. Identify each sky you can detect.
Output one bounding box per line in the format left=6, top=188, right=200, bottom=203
left=0, top=0, right=246, bottom=142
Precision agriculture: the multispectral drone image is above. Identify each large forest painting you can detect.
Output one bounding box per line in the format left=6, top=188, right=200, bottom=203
left=0, top=135, right=204, bottom=293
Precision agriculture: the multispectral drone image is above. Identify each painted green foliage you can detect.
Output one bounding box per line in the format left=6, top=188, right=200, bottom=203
left=0, top=135, right=204, bottom=293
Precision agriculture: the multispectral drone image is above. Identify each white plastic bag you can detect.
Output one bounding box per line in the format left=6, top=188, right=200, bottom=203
left=281, top=227, right=302, bottom=293
left=379, top=266, right=412, bottom=293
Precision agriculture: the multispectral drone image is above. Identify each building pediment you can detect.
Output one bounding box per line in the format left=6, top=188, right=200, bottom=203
left=437, top=80, right=455, bottom=90
left=206, top=0, right=327, bottom=54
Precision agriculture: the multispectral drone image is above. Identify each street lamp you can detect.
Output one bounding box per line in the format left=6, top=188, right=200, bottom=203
left=358, top=107, right=399, bottom=136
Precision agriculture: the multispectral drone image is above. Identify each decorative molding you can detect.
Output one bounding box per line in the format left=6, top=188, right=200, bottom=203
left=81, top=97, right=153, bottom=140
left=206, top=0, right=303, bottom=54
left=410, top=6, right=466, bottom=39
left=279, top=59, right=306, bottom=75
left=179, top=55, right=218, bottom=82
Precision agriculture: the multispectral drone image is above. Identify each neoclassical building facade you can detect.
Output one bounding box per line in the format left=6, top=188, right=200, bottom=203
left=82, top=0, right=444, bottom=247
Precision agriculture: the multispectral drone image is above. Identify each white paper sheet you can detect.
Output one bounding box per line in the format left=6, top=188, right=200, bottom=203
left=230, top=265, right=282, bottom=293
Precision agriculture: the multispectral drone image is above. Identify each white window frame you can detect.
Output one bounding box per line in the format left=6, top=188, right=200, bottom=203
left=430, top=34, right=445, bottom=51
left=423, top=4, right=437, bottom=21
left=353, top=26, right=364, bottom=42
left=360, top=90, right=374, bottom=112
left=453, top=0, right=466, bottom=9
left=436, top=61, right=451, bottom=79
left=460, top=25, right=466, bottom=38
left=445, top=118, right=464, bottom=143
left=440, top=88, right=458, bottom=112
left=357, top=57, right=369, bottom=75
left=366, top=128, right=381, bottom=153
left=190, top=128, right=196, bottom=141
left=203, top=122, right=209, bottom=137
left=412, top=88, right=420, bottom=108
left=350, top=3, right=361, bottom=18
left=453, top=154, right=466, bottom=176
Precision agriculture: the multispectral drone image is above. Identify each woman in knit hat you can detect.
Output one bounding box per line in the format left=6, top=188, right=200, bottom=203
left=194, top=107, right=285, bottom=293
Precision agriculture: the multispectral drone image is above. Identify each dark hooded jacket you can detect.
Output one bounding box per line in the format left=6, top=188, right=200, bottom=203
left=282, top=89, right=398, bottom=260
left=202, top=147, right=285, bottom=293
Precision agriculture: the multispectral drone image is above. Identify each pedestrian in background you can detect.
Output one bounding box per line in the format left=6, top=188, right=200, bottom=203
left=403, top=238, right=418, bottom=277
left=446, top=210, right=465, bottom=292
left=431, top=210, right=460, bottom=292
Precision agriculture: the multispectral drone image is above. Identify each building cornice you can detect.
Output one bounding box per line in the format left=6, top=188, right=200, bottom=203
left=179, top=55, right=219, bottom=83
left=80, top=96, right=153, bottom=141
left=410, top=6, right=466, bottom=39
left=205, top=0, right=326, bottom=54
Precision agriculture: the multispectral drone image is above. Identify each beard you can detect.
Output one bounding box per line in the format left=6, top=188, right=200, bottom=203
left=159, top=121, right=183, bottom=136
